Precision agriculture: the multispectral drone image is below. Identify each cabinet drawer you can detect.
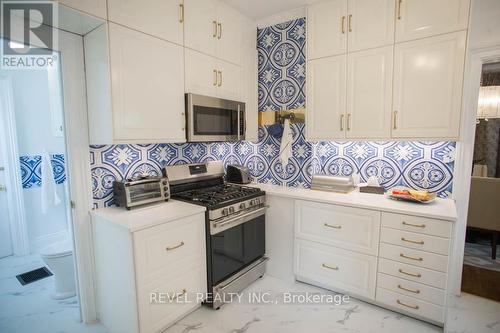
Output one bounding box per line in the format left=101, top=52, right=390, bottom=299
left=382, top=212, right=452, bottom=238
left=380, top=227, right=450, bottom=255
left=295, top=200, right=381, bottom=255
left=378, top=258, right=447, bottom=289
left=137, top=264, right=205, bottom=333
left=294, top=239, right=377, bottom=299
left=377, top=273, right=445, bottom=306
left=379, top=243, right=448, bottom=272
left=376, top=288, right=444, bottom=324
left=134, top=213, right=205, bottom=285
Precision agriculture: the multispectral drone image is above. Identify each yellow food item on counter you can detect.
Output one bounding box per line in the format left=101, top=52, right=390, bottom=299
left=408, top=189, right=431, bottom=201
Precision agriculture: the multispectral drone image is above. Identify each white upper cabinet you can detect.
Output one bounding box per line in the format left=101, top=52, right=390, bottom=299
left=108, top=23, right=186, bottom=143
left=347, top=0, right=395, bottom=52
left=184, top=0, right=242, bottom=65
left=107, top=0, right=184, bottom=45
left=184, top=0, right=217, bottom=56
left=395, top=0, right=470, bottom=42
left=307, top=54, right=347, bottom=140
left=216, top=2, right=243, bottom=65
left=57, top=0, right=107, bottom=19
left=346, top=46, right=393, bottom=139
left=468, top=0, right=500, bottom=50
left=392, top=32, right=466, bottom=139
left=185, top=48, right=218, bottom=98
left=243, top=48, right=258, bottom=142
left=307, top=0, right=347, bottom=59
left=217, top=59, right=242, bottom=100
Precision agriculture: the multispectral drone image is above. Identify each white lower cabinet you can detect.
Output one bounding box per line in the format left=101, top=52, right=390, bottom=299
left=92, top=210, right=207, bottom=333
left=291, top=199, right=453, bottom=325
left=295, top=239, right=377, bottom=299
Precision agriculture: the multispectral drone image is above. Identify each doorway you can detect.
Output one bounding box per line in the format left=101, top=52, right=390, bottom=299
left=0, top=28, right=101, bottom=332
left=461, top=61, right=500, bottom=302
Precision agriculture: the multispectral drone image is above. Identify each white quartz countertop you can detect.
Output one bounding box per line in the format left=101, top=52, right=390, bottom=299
left=90, top=200, right=206, bottom=232
left=250, top=183, right=457, bottom=221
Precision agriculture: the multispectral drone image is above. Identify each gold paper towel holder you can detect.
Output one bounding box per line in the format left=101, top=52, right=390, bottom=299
left=258, top=108, right=305, bottom=126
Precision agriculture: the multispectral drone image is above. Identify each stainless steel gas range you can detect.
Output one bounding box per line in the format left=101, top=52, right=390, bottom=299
left=164, top=161, right=268, bottom=309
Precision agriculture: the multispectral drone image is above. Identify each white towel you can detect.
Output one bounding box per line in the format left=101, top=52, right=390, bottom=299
left=279, top=119, right=293, bottom=166
left=40, top=150, right=61, bottom=214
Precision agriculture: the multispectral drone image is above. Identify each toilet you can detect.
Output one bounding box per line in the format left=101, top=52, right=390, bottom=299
left=40, top=240, right=76, bottom=300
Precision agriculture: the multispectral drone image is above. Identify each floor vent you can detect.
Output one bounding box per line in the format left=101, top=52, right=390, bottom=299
left=16, top=267, right=53, bottom=286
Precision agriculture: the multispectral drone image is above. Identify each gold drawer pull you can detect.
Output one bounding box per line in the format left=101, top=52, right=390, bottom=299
left=172, top=288, right=187, bottom=301
left=398, top=268, right=421, bottom=278
left=401, top=237, right=424, bottom=245
left=166, top=241, right=184, bottom=251
left=322, top=263, right=339, bottom=270
left=400, top=253, right=423, bottom=261
left=402, top=221, right=426, bottom=228
left=397, top=299, right=419, bottom=310
left=398, top=284, right=420, bottom=294
left=341, top=16, right=346, bottom=34
left=324, top=223, right=341, bottom=229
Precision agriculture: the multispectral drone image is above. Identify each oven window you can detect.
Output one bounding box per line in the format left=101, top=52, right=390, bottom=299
left=193, top=106, right=237, bottom=136
left=210, top=215, right=265, bottom=285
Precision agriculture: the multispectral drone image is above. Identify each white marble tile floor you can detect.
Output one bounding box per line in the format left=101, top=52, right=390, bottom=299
left=0, top=254, right=107, bottom=333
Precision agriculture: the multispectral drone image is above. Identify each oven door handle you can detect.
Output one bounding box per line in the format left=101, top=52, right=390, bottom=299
left=210, top=206, right=268, bottom=235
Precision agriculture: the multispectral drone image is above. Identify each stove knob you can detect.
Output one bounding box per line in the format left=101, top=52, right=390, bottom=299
left=222, top=208, right=229, bottom=216
left=229, top=206, right=235, bottom=214
left=239, top=203, right=246, bottom=210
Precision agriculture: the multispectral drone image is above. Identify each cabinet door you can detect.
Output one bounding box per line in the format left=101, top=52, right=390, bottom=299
left=347, top=0, right=395, bottom=52
left=216, top=60, right=242, bottom=101
left=184, top=0, right=217, bottom=56
left=307, top=55, right=347, bottom=140
left=108, top=23, right=185, bottom=143
left=107, top=0, right=183, bottom=45
left=307, top=0, right=347, bottom=59
left=216, top=2, right=242, bottom=65
left=392, top=32, right=466, bottom=139
left=395, top=0, right=470, bottom=42
left=346, top=46, right=393, bottom=139
left=184, top=48, right=218, bottom=97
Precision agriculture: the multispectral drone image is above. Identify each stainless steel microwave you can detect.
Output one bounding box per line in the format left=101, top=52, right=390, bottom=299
left=185, top=93, right=246, bottom=142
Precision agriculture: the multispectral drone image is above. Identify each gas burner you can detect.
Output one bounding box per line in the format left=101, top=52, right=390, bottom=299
left=174, top=183, right=262, bottom=207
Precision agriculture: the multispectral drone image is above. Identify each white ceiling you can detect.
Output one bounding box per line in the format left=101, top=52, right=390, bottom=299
left=221, top=0, right=315, bottom=20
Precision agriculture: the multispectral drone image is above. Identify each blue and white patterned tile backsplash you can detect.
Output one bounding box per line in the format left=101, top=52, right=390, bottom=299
left=20, top=154, right=66, bottom=188
left=90, top=126, right=455, bottom=208
left=89, top=16, right=455, bottom=208
left=258, top=17, right=306, bottom=111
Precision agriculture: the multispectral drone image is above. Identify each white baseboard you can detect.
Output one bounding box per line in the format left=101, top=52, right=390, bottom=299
left=33, top=229, right=70, bottom=253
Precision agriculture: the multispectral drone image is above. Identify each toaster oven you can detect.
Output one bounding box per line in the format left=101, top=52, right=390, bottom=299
left=113, top=177, right=170, bottom=209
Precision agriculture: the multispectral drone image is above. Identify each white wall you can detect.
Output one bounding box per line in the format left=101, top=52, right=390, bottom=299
left=0, top=59, right=69, bottom=252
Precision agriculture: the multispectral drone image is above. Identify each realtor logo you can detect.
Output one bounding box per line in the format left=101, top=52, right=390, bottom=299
left=1, top=1, right=58, bottom=69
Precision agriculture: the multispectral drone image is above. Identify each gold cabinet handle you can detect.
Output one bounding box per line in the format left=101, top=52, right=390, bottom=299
left=340, top=114, right=345, bottom=131
left=212, top=20, right=217, bottom=38
left=172, top=288, right=187, bottom=301
left=397, top=299, right=419, bottom=310
left=341, top=16, right=346, bottom=34
left=398, top=268, right=421, bottom=278
left=324, top=223, right=341, bottom=229
left=217, top=22, right=222, bottom=39
left=348, top=14, right=352, bottom=32
left=397, top=0, right=403, bottom=20
left=402, top=221, right=426, bottom=228
left=400, top=253, right=423, bottom=261
left=166, top=241, right=184, bottom=251
left=398, top=284, right=420, bottom=294
left=179, top=3, right=184, bottom=23
left=322, top=263, right=339, bottom=270
left=393, top=110, right=398, bottom=130
left=401, top=237, right=424, bottom=245
left=347, top=113, right=351, bottom=131
left=213, top=69, right=218, bottom=86
left=217, top=70, right=222, bottom=87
